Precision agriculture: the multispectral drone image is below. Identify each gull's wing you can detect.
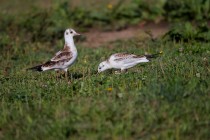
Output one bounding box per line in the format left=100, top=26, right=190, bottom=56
left=27, top=41, right=76, bottom=72
left=111, top=53, right=146, bottom=63
left=42, top=56, right=72, bottom=67
left=41, top=52, right=73, bottom=71
left=55, top=50, right=62, bottom=56
left=28, top=53, right=73, bottom=72
left=51, top=45, right=72, bottom=61
left=42, top=45, right=73, bottom=70
left=51, top=51, right=72, bottom=61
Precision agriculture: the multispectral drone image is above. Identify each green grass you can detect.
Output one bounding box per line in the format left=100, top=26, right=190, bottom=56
left=0, top=0, right=210, bottom=139
left=0, top=36, right=209, bottom=139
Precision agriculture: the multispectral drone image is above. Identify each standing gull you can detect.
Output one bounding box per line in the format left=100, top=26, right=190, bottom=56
left=98, top=52, right=162, bottom=73
left=27, top=28, right=80, bottom=78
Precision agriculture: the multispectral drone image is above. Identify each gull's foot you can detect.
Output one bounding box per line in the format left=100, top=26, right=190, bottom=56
left=67, top=80, right=71, bottom=85
left=114, top=70, right=121, bottom=74
left=120, top=69, right=128, bottom=73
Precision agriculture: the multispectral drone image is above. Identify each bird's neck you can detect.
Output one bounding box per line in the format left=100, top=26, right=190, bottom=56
left=65, top=37, right=76, bottom=51
left=105, top=60, right=112, bottom=69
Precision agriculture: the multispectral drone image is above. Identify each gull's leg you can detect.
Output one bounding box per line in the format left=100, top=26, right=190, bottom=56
left=114, top=69, right=121, bottom=74
left=55, top=69, right=59, bottom=80
left=121, top=68, right=128, bottom=73
left=64, top=68, right=68, bottom=81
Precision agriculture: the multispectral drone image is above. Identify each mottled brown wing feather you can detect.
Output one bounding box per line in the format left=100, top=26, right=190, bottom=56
left=55, top=44, right=71, bottom=57
left=42, top=61, right=57, bottom=67
left=51, top=51, right=72, bottom=61
left=113, top=53, right=136, bottom=61
left=42, top=57, right=72, bottom=68
left=114, top=53, right=133, bottom=58
left=62, top=45, right=71, bottom=52
left=114, top=57, right=126, bottom=61
left=113, top=53, right=146, bottom=62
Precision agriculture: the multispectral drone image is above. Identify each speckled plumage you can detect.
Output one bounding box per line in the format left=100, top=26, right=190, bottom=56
left=27, top=28, right=80, bottom=72
left=98, top=52, right=161, bottom=73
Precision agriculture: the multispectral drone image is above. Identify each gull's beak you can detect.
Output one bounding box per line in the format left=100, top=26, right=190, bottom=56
left=97, top=70, right=101, bottom=74
left=75, top=32, right=81, bottom=36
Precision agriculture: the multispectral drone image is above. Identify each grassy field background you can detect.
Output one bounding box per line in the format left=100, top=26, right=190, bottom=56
left=0, top=0, right=210, bottom=139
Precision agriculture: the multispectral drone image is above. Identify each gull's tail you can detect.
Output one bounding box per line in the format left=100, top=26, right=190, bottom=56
left=27, top=65, right=43, bottom=72
left=145, top=51, right=163, bottom=59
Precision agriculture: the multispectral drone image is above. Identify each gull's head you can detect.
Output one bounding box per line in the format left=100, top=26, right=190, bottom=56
left=64, top=28, right=80, bottom=39
left=98, top=61, right=110, bottom=73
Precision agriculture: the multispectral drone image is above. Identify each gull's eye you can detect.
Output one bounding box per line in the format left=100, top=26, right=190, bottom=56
left=70, top=31, right=73, bottom=34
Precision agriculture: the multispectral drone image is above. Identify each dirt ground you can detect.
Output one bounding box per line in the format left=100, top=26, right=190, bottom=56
left=81, top=22, right=170, bottom=47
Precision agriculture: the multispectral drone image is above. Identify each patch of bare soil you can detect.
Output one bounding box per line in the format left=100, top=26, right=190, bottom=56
left=80, top=22, right=170, bottom=48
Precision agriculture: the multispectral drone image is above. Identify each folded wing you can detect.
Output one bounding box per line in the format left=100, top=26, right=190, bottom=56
left=41, top=51, right=73, bottom=71
left=112, top=53, right=147, bottom=63
left=51, top=51, right=72, bottom=61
